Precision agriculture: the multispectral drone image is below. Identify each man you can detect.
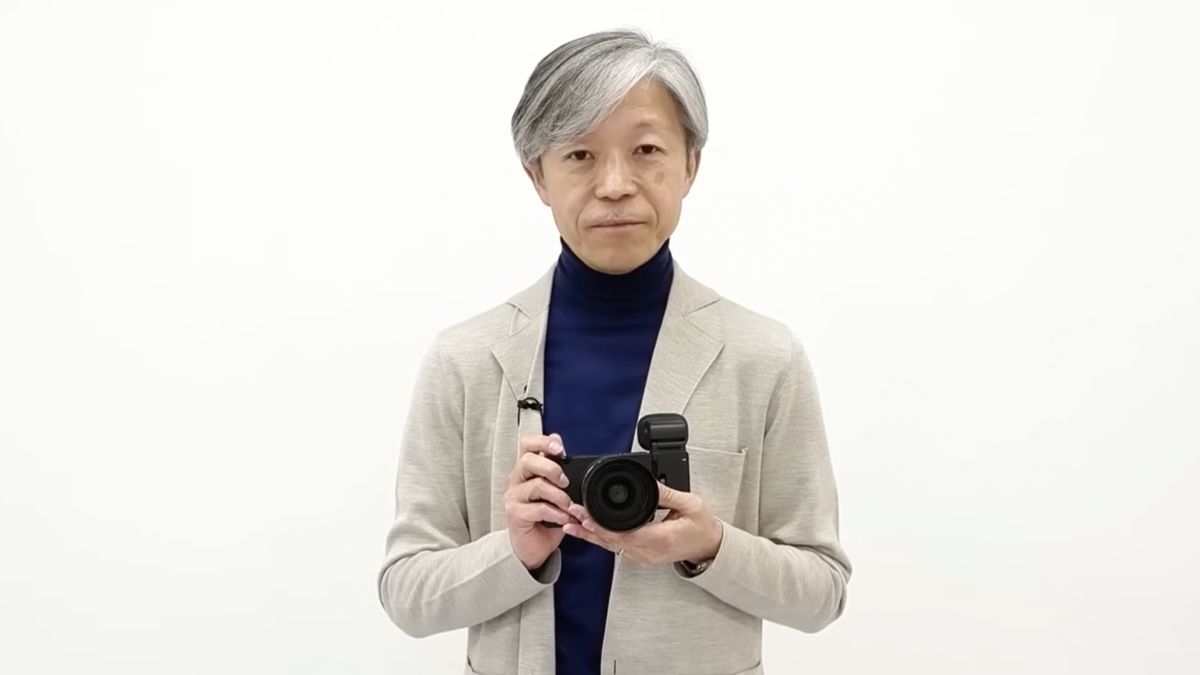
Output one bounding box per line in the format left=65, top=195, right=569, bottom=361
left=377, top=28, right=851, bottom=675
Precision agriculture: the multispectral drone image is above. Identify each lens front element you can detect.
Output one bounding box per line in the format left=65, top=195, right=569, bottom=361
left=582, top=455, right=658, bottom=532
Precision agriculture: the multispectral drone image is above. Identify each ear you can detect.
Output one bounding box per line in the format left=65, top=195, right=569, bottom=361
left=682, top=149, right=701, bottom=198
left=523, top=160, right=551, bottom=207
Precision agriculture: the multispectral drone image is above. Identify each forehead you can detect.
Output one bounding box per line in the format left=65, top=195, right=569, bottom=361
left=589, top=79, right=685, bottom=138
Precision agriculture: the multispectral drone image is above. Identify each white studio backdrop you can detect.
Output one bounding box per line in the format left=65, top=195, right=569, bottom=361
left=1, top=1, right=1198, bottom=673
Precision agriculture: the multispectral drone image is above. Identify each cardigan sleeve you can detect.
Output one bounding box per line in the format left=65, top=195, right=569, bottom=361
left=377, top=339, right=561, bottom=638
left=673, top=333, right=852, bottom=632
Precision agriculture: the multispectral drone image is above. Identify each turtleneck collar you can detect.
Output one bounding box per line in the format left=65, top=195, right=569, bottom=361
left=552, top=236, right=674, bottom=310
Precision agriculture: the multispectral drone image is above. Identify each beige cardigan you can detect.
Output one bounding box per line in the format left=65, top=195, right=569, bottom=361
left=377, top=261, right=851, bottom=674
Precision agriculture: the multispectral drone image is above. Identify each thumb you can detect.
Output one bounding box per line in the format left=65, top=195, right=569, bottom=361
left=657, top=481, right=695, bottom=512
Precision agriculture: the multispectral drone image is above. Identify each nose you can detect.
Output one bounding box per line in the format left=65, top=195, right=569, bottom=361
left=594, top=155, right=636, bottom=200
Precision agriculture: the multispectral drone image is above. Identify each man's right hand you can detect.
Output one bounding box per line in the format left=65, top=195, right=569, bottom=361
left=505, top=433, right=576, bottom=571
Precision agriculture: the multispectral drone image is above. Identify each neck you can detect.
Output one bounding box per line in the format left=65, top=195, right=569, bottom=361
left=552, top=238, right=674, bottom=309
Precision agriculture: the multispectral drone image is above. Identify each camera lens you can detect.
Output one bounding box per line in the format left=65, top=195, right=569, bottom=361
left=605, top=481, right=631, bottom=505
left=581, top=456, right=658, bottom=532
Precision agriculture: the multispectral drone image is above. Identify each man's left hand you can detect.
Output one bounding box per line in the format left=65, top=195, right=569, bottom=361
left=562, top=482, right=723, bottom=566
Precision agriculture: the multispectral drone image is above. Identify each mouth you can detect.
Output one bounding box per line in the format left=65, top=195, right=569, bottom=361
left=591, top=220, right=643, bottom=230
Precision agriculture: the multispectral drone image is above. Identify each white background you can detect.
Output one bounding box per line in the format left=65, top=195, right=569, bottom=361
left=2, top=1, right=1198, bottom=673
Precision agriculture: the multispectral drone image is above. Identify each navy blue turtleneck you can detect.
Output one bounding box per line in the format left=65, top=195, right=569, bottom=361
left=544, top=236, right=674, bottom=675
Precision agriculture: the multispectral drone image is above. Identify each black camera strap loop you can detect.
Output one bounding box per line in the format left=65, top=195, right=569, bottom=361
left=516, top=396, right=543, bottom=426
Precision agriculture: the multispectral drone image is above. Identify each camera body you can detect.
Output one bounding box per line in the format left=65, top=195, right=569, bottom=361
left=552, top=413, right=691, bottom=532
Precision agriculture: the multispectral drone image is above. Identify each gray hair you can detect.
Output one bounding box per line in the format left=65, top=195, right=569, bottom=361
left=511, top=28, right=708, bottom=170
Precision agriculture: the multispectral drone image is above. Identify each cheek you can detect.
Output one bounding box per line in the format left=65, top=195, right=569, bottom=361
left=548, top=185, right=585, bottom=213
left=560, top=195, right=594, bottom=230
left=644, top=169, right=683, bottom=213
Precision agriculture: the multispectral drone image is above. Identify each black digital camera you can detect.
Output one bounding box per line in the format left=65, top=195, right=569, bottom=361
left=549, top=413, right=691, bottom=532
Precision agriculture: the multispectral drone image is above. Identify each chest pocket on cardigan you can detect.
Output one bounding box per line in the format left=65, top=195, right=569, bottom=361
left=685, top=445, right=747, bottom=522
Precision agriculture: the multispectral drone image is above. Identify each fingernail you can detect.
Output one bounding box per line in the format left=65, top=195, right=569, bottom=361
left=582, top=520, right=595, bottom=532
left=559, top=474, right=569, bottom=487
left=549, top=442, right=563, bottom=454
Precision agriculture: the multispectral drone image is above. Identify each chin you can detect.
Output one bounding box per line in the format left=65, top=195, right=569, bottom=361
left=572, top=226, right=662, bottom=273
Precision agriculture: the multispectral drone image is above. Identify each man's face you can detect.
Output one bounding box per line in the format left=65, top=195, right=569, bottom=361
left=525, top=78, right=701, bottom=274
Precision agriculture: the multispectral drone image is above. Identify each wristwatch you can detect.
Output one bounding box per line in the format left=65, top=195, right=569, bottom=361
left=680, top=518, right=723, bottom=576
left=679, top=557, right=713, bottom=577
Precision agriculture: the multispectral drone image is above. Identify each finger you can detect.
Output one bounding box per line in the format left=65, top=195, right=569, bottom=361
left=520, top=477, right=572, bottom=512
left=579, top=515, right=625, bottom=540
left=516, top=452, right=570, bottom=487
left=563, top=522, right=615, bottom=550
left=511, top=437, right=551, bottom=488
left=567, top=505, right=621, bottom=537
left=562, top=505, right=599, bottom=536
left=566, top=503, right=588, bottom=523
left=512, top=451, right=564, bottom=486
left=568, top=506, right=636, bottom=539
left=514, top=501, right=571, bottom=528
left=583, top=501, right=670, bottom=544
left=621, top=518, right=675, bottom=548
left=519, top=433, right=565, bottom=459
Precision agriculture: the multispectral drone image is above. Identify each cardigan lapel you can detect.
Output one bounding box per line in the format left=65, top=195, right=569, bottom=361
left=489, top=265, right=554, bottom=409
left=629, top=264, right=724, bottom=452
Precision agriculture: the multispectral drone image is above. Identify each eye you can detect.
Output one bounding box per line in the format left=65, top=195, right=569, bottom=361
left=635, top=144, right=662, bottom=155
left=565, top=150, right=592, bottom=161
